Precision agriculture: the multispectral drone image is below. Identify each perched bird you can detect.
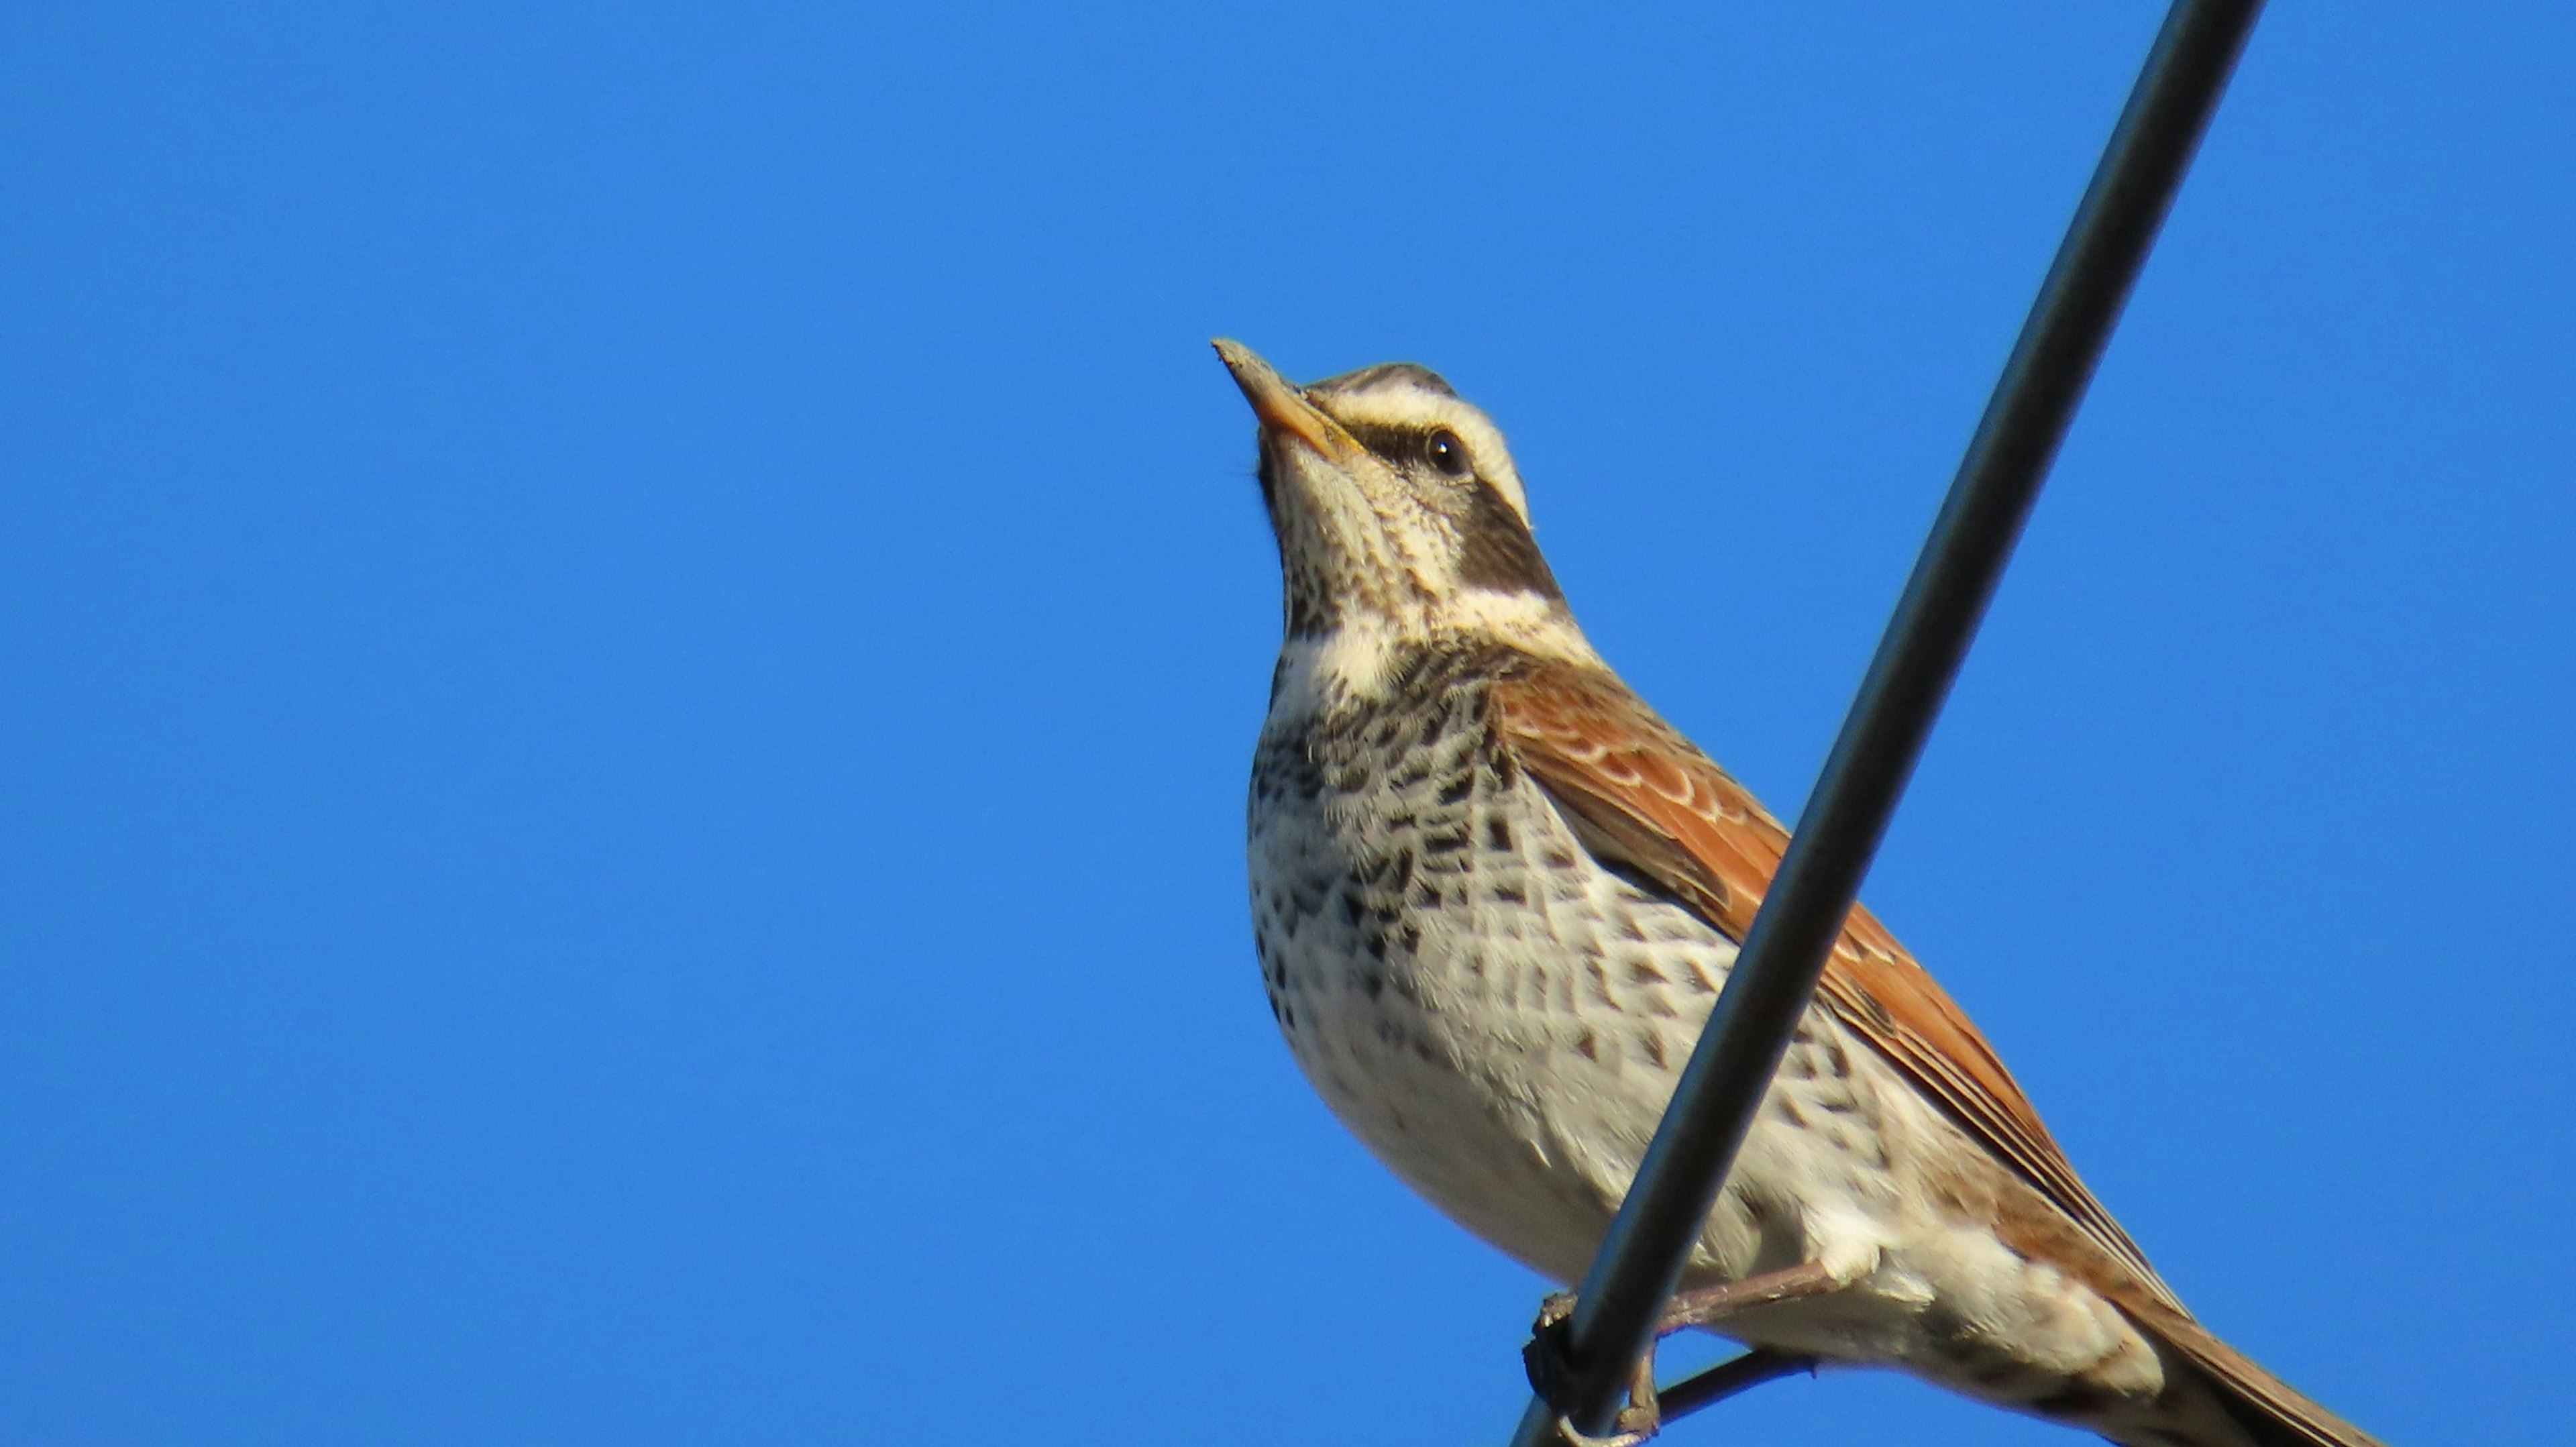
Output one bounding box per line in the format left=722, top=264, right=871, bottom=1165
left=1217, top=339, right=2379, bottom=1447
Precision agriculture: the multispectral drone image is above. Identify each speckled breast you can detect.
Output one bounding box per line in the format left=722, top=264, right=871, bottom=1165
left=1244, top=647, right=1760, bottom=1281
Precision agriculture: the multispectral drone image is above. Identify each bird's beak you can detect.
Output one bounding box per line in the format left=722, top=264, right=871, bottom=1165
left=1213, top=339, right=1364, bottom=466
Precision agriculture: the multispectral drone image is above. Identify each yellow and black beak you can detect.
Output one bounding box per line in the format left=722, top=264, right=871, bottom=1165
left=1213, top=339, right=1365, bottom=467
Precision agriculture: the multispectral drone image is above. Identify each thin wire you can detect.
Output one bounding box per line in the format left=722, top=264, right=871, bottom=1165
left=1507, top=3, right=2267, bottom=1442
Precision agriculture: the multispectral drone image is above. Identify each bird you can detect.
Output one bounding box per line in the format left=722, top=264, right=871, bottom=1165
left=1215, top=337, right=2381, bottom=1447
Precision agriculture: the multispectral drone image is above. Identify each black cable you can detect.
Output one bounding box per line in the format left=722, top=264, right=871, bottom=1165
left=1507, top=4, right=2266, bottom=1442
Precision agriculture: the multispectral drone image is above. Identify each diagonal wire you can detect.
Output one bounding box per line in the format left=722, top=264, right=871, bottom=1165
left=1507, top=3, right=2267, bottom=1442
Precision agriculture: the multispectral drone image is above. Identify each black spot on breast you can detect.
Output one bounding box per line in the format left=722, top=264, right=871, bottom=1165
left=1283, top=590, right=1334, bottom=638
left=1485, top=818, right=1513, bottom=851
left=1438, top=774, right=1473, bottom=804
left=1583, top=960, right=1615, bottom=1006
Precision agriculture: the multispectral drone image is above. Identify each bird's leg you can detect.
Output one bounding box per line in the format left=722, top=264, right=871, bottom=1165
left=1525, top=1295, right=1655, bottom=1446
left=1606, top=1345, right=1827, bottom=1444
left=1609, top=1352, right=1663, bottom=1442
left=1533, top=1344, right=1811, bottom=1447
left=1526, top=1262, right=1839, bottom=1446
left=1526, top=1262, right=1836, bottom=1446
left=1656, top=1260, right=1839, bottom=1332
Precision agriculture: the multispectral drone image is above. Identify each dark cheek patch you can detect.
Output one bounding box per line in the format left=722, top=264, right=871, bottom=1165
left=1455, top=478, right=1562, bottom=598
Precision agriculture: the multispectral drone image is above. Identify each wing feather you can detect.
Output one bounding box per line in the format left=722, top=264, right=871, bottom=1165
left=1487, top=664, right=2179, bottom=1307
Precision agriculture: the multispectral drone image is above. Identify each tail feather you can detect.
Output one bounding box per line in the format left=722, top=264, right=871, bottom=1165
left=2147, top=1313, right=2384, bottom=1447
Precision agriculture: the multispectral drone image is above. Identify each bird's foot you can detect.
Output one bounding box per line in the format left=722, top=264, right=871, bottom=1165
left=1526, top=1265, right=1837, bottom=1444
left=1540, top=1360, right=1662, bottom=1447
left=1524, top=1299, right=1666, bottom=1446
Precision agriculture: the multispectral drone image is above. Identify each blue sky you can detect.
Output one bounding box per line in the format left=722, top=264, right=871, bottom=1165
left=4, top=3, right=2569, bottom=1443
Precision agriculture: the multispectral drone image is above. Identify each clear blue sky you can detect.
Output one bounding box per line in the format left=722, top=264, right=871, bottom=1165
left=4, top=4, right=2567, bottom=1444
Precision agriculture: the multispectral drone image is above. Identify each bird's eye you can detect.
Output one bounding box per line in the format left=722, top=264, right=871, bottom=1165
left=1426, top=429, right=1472, bottom=478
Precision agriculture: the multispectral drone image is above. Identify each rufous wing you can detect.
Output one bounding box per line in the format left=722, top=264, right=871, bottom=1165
left=1489, top=659, right=2383, bottom=1447
left=1487, top=661, right=2175, bottom=1304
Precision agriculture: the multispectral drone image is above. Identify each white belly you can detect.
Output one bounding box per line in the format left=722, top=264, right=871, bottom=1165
left=1246, top=730, right=2171, bottom=1413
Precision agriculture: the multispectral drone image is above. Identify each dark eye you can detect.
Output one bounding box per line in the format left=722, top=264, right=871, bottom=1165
left=1425, top=429, right=1472, bottom=478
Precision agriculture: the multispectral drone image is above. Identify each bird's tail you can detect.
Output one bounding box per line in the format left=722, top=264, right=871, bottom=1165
left=2129, top=1312, right=2386, bottom=1447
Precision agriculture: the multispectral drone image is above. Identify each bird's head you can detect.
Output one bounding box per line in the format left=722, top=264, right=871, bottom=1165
left=1216, top=339, right=1598, bottom=698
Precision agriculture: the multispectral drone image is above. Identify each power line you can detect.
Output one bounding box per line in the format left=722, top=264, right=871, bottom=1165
left=1508, top=4, right=2268, bottom=1442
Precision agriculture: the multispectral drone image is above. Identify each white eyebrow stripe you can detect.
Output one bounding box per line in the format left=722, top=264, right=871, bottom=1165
left=1307, top=386, right=1534, bottom=529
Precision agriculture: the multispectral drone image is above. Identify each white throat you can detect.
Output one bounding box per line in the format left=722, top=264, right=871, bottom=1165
left=1265, top=591, right=1604, bottom=725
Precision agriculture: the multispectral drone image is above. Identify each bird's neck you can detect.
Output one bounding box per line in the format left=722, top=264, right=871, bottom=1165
left=1264, top=593, right=1602, bottom=728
